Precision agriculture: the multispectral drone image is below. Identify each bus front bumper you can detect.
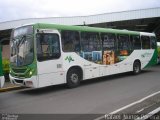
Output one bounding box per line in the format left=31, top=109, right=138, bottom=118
left=9, top=74, right=38, bottom=88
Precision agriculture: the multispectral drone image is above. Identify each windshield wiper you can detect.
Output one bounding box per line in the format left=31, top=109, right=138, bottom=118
left=17, top=35, right=26, bottom=47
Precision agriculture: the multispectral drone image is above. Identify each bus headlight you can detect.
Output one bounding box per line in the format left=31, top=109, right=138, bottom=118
left=29, top=71, right=33, bottom=76
left=27, top=69, right=35, bottom=77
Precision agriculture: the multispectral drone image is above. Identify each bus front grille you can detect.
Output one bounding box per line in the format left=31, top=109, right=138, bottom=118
left=14, top=79, right=24, bottom=84
left=12, top=68, right=27, bottom=73
left=14, top=74, right=25, bottom=78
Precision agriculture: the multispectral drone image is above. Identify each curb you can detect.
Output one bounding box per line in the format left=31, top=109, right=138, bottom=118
left=0, top=86, right=24, bottom=92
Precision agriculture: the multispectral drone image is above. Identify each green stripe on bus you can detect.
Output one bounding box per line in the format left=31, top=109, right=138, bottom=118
left=144, top=49, right=158, bottom=68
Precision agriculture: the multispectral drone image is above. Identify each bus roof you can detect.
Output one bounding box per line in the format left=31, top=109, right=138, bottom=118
left=34, top=23, right=140, bottom=35
left=140, top=32, right=155, bottom=36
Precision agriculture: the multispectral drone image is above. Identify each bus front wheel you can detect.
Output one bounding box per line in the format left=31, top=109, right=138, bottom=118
left=67, top=68, right=81, bottom=88
left=133, top=61, right=141, bottom=74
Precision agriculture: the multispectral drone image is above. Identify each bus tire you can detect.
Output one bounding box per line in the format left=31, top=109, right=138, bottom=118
left=66, top=68, right=81, bottom=88
left=133, top=61, right=141, bottom=75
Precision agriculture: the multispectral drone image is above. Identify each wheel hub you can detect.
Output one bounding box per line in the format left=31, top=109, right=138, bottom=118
left=70, top=73, right=79, bottom=83
left=134, top=65, right=140, bottom=73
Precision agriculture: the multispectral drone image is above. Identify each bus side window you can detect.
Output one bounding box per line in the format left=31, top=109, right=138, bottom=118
left=130, top=35, right=141, bottom=50
left=141, top=36, right=150, bottom=49
left=81, top=32, right=101, bottom=52
left=150, top=36, right=157, bottom=49
left=117, top=34, right=130, bottom=50
left=61, top=30, right=81, bottom=52
left=80, top=32, right=101, bottom=61
left=37, top=33, right=61, bottom=61
left=101, top=33, right=116, bottom=51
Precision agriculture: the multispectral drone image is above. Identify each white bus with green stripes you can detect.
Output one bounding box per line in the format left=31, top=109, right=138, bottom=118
left=9, top=23, right=158, bottom=88
left=0, top=44, right=4, bottom=88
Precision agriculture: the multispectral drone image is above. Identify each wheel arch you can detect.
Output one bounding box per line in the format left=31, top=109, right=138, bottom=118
left=133, top=59, right=141, bottom=67
left=133, top=59, right=141, bottom=73
left=67, top=66, right=83, bottom=80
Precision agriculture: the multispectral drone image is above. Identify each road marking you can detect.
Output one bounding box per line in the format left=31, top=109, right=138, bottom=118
left=94, top=90, right=160, bottom=120
left=135, top=103, right=155, bottom=113
left=135, top=106, right=160, bottom=120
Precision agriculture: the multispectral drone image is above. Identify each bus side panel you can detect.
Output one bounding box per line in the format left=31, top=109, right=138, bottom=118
left=62, top=52, right=100, bottom=80
left=144, top=49, right=158, bottom=68
left=62, top=49, right=155, bottom=82
left=37, top=58, right=65, bottom=88
left=122, top=49, right=155, bottom=70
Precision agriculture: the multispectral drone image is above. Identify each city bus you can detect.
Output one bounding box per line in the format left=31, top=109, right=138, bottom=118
left=9, top=23, right=158, bottom=88
left=0, top=44, right=4, bottom=88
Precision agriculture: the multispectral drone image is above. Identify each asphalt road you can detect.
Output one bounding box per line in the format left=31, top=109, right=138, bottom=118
left=0, top=65, right=160, bottom=114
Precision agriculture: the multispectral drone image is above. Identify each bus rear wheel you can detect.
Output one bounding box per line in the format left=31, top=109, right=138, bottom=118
left=67, top=68, right=81, bottom=88
left=133, top=61, right=141, bottom=74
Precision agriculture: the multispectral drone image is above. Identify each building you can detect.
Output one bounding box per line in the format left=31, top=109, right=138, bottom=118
left=0, top=7, right=160, bottom=60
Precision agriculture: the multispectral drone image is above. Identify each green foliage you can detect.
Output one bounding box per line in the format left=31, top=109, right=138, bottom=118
left=2, top=58, right=9, bottom=74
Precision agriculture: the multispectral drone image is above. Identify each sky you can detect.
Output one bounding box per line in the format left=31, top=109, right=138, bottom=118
left=0, top=0, right=160, bottom=22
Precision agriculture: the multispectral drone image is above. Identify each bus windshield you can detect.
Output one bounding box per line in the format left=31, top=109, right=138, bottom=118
left=10, top=26, right=34, bottom=67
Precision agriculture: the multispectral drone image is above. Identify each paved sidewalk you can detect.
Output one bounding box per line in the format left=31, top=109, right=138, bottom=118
left=0, top=82, right=23, bottom=92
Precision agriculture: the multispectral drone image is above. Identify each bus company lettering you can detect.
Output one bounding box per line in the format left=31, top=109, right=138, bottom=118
left=141, top=52, right=152, bottom=58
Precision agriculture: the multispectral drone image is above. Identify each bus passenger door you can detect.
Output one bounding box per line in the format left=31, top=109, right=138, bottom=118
left=36, top=30, right=64, bottom=87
